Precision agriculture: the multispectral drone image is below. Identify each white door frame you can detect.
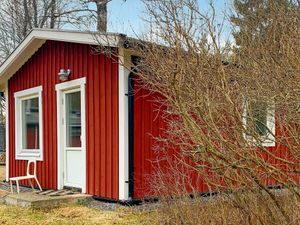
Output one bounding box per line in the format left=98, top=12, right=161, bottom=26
left=55, top=77, right=86, bottom=193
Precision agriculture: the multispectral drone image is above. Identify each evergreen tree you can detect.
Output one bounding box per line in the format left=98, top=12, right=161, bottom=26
left=231, top=0, right=300, bottom=60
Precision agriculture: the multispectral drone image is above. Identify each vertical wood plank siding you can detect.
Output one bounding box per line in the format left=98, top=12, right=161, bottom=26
left=133, top=84, right=168, bottom=198
left=8, top=41, right=119, bottom=200
left=133, top=82, right=288, bottom=199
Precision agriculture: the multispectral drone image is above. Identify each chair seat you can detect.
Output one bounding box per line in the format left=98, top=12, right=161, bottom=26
left=10, top=175, right=35, bottom=181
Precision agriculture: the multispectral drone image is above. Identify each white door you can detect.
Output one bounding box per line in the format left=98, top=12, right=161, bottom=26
left=62, top=89, right=83, bottom=188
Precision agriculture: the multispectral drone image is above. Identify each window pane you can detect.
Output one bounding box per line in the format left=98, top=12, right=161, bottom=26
left=22, top=97, right=39, bottom=149
left=247, top=102, right=268, bottom=136
left=66, top=91, right=81, bottom=147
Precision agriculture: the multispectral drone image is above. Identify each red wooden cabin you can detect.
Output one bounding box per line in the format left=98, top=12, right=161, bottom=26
left=0, top=29, right=283, bottom=202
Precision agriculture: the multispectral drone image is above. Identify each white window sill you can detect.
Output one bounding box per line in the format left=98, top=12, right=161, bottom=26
left=244, top=135, right=276, bottom=147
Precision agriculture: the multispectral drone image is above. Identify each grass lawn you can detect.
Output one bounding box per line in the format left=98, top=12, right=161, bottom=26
left=0, top=166, right=155, bottom=225
left=0, top=204, right=154, bottom=225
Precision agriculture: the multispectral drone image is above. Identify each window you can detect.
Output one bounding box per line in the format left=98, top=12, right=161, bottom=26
left=14, top=86, right=43, bottom=160
left=243, top=100, right=275, bottom=147
left=65, top=91, right=81, bottom=148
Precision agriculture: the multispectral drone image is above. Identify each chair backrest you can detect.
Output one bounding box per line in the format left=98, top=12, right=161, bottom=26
left=26, top=160, right=37, bottom=177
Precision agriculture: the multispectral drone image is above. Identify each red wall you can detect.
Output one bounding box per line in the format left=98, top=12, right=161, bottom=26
left=133, top=82, right=291, bottom=199
left=133, top=85, right=202, bottom=199
left=133, top=86, right=165, bottom=198
left=8, top=40, right=119, bottom=199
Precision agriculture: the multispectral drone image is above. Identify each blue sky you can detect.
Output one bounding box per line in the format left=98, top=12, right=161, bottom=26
left=107, top=0, right=232, bottom=37
left=108, top=0, right=145, bottom=35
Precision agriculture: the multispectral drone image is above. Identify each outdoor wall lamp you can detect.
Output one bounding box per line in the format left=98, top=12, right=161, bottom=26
left=58, top=69, right=71, bottom=81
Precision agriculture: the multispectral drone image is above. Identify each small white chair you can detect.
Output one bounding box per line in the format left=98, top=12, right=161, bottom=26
left=9, top=160, right=42, bottom=193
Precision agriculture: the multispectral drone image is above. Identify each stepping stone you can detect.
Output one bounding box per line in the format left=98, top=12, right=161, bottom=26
left=5, top=192, right=92, bottom=208
left=48, top=190, right=66, bottom=196
left=37, top=190, right=55, bottom=195
left=58, top=190, right=74, bottom=196
left=36, top=189, right=77, bottom=196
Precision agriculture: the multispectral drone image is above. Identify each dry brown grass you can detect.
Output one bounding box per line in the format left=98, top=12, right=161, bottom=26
left=1, top=165, right=300, bottom=224
left=0, top=204, right=155, bottom=225
left=1, top=189, right=300, bottom=225
left=0, top=165, right=9, bottom=197
left=152, top=192, right=300, bottom=225
left=0, top=165, right=5, bottom=181
left=0, top=166, right=155, bottom=224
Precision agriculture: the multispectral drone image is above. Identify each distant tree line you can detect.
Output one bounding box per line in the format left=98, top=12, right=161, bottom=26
left=0, top=0, right=116, bottom=64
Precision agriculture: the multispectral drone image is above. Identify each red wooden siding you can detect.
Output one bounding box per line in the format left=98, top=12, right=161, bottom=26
left=133, top=82, right=290, bottom=199
left=133, top=84, right=173, bottom=198
left=133, top=84, right=203, bottom=199
left=8, top=40, right=119, bottom=199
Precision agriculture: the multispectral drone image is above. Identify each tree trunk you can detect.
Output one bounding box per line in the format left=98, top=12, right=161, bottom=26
left=32, top=0, right=38, bottom=27
left=50, top=0, right=57, bottom=28
left=23, top=0, right=31, bottom=36
left=95, top=0, right=108, bottom=32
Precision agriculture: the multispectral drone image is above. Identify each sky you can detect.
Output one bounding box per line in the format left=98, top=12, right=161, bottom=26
left=107, top=0, right=232, bottom=37
left=108, top=0, right=145, bottom=35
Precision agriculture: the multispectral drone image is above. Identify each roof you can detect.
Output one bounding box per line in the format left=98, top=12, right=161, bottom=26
left=0, top=29, right=127, bottom=89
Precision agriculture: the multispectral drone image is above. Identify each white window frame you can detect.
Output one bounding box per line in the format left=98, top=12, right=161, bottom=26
left=243, top=100, right=275, bottom=147
left=14, top=86, right=43, bottom=160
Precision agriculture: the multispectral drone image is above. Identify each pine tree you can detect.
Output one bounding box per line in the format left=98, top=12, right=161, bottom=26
left=231, top=0, right=300, bottom=60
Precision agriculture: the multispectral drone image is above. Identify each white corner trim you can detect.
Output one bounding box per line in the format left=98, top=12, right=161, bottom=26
left=14, top=85, right=43, bottom=161
left=56, top=90, right=62, bottom=190
left=5, top=82, right=9, bottom=181
left=55, top=77, right=87, bottom=193
left=81, top=83, right=87, bottom=193
left=118, top=48, right=130, bottom=200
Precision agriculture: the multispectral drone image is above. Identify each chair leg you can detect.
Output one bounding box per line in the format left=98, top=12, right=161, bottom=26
left=16, top=181, right=20, bottom=194
left=35, top=178, right=42, bottom=191
left=10, top=180, right=13, bottom=193
left=29, top=179, right=34, bottom=190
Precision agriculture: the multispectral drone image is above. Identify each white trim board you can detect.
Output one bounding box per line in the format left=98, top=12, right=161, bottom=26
left=0, top=29, right=126, bottom=89
left=55, top=77, right=86, bottom=193
left=55, top=77, right=87, bottom=91
left=5, top=82, right=9, bottom=181
left=14, top=86, right=43, bottom=98
left=118, top=48, right=131, bottom=200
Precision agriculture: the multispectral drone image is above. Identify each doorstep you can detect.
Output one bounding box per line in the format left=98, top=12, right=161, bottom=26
left=4, top=190, right=92, bottom=209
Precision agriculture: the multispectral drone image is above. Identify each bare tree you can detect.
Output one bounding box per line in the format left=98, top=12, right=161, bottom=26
left=126, top=0, right=300, bottom=223
left=0, top=0, right=100, bottom=63
left=0, top=0, right=124, bottom=63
